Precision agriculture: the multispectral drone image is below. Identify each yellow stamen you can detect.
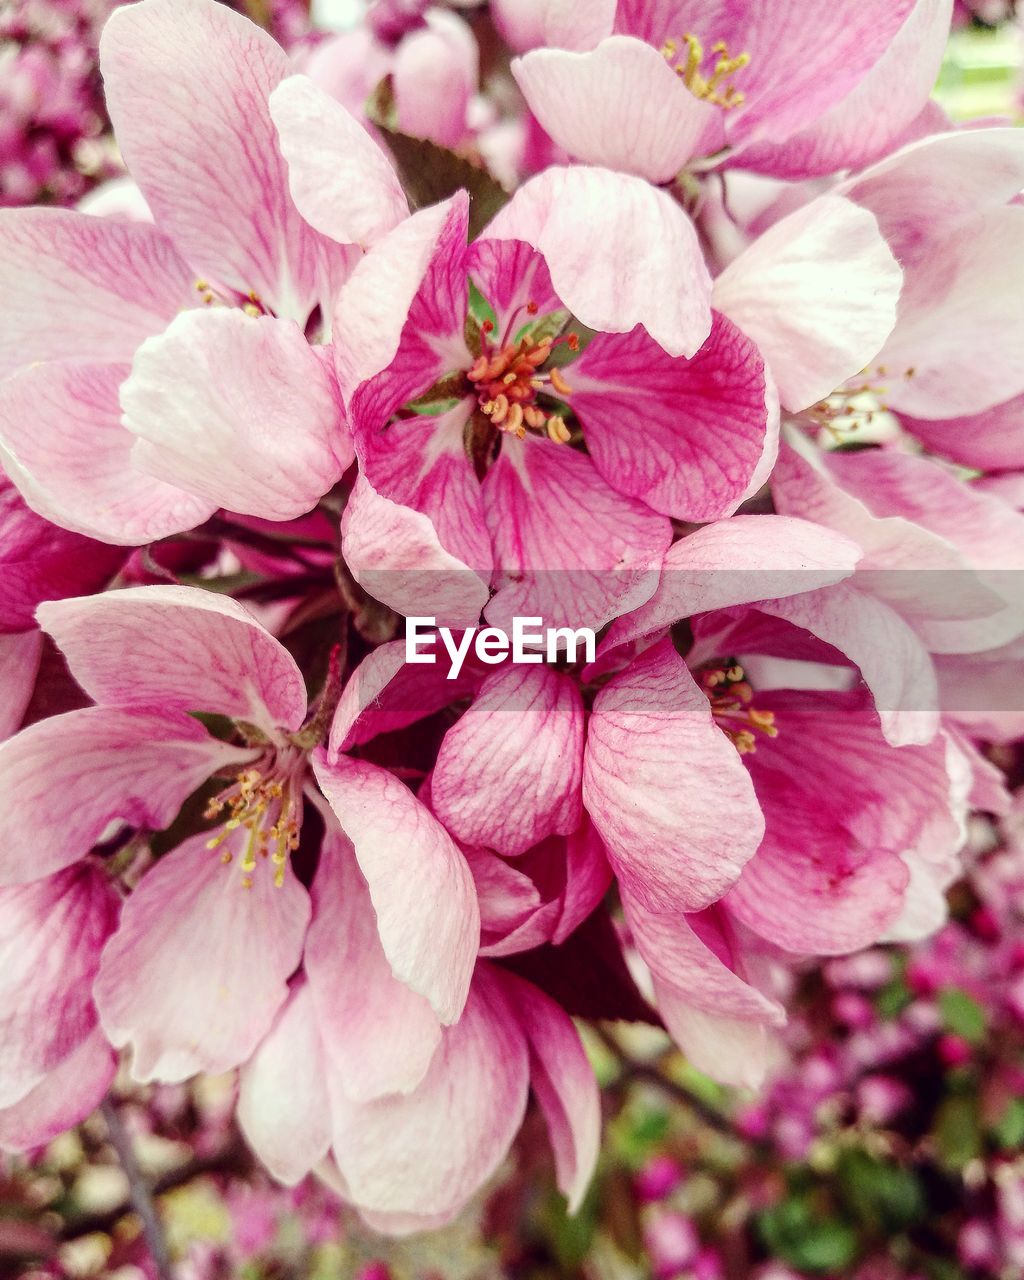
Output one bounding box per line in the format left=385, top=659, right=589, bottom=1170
left=664, top=33, right=750, bottom=110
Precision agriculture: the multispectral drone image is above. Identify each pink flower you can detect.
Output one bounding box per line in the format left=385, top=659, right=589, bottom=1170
left=0, top=585, right=479, bottom=1083
left=510, top=0, right=951, bottom=183
left=0, top=0, right=403, bottom=544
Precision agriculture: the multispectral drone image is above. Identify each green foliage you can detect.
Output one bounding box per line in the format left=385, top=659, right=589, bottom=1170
left=758, top=1193, right=860, bottom=1273
left=937, top=989, right=988, bottom=1044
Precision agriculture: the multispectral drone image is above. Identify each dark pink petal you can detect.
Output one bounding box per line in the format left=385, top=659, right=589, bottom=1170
left=482, top=434, right=672, bottom=632
left=500, top=971, right=600, bottom=1213
left=0, top=632, right=41, bottom=741
left=0, top=1029, right=116, bottom=1153
left=270, top=75, right=408, bottom=247
left=713, top=196, right=901, bottom=411
left=902, top=394, right=1024, bottom=472
left=465, top=236, right=561, bottom=324
left=0, top=362, right=215, bottom=545
left=305, top=828, right=442, bottom=1102
left=0, top=865, right=118, bottom=1109
left=0, top=208, right=193, bottom=378
left=583, top=639, right=763, bottom=913
left=313, top=754, right=479, bottom=1023
left=38, top=586, right=309, bottom=733
left=0, top=707, right=245, bottom=885
left=329, top=964, right=529, bottom=1222
left=100, top=0, right=326, bottom=319
left=237, top=979, right=331, bottom=1185
left=553, top=821, right=614, bottom=945
left=433, top=664, right=584, bottom=857
left=468, top=848, right=546, bottom=951
left=512, top=38, right=722, bottom=182
left=570, top=313, right=777, bottom=521
left=124, top=311, right=347, bottom=522
left=95, top=831, right=310, bottom=1082
left=340, top=476, right=489, bottom=630
left=485, top=167, right=712, bottom=358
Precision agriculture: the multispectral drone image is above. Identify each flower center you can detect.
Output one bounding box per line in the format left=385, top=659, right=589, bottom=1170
left=194, top=278, right=269, bottom=318
left=466, top=304, right=579, bottom=445
left=661, top=35, right=750, bottom=110
left=701, top=661, right=778, bottom=755
left=204, top=751, right=304, bottom=889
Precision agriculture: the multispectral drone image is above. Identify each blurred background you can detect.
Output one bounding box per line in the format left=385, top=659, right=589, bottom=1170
left=2, top=3, right=1024, bottom=1278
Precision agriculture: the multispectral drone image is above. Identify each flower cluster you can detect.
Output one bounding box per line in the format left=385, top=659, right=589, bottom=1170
left=0, top=0, right=1022, bottom=1245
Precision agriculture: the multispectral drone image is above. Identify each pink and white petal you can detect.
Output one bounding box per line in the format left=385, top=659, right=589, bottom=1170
left=0, top=1029, right=116, bottom=1153
left=512, top=38, right=722, bottom=184
left=270, top=75, right=407, bottom=247
left=570, top=313, right=777, bottom=521
left=713, top=196, right=902, bottom=411
left=600, top=515, right=862, bottom=663
left=334, top=194, right=470, bottom=399
left=0, top=865, right=118, bottom=1108
left=433, top=665, right=584, bottom=856
left=0, top=207, right=194, bottom=377
left=0, top=707, right=243, bottom=885
left=485, top=167, right=712, bottom=358
left=0, top=362, right=215, bottom=545
left=328, top=640, right=475, bottom=756
left=482, top=435, right=671, bottom=633
left=237, top=979, right=331, bottom=1185
left=340, top=475, right=489, bottom=630
left=840, top=127, right=1024, bottom=269
left=38, top=585, right=308, bottom=733
left=468, top=848, right=545, bottom=948
left=100, top=0, right=324, bottom=320
left=623, top=893, right=785, bottom=1089
left=619, top=0, right=918, bottom=153
left=305, top=828, right=442, bottom=1102
left=500, top=971, right=600, bottom=1214
left=123, top=310, right=346, bottom=522
left=735, top=0, right=953, bottom=179
left=876, top=207, right=1024, bottom=419
left=758, top=584, right=939, bottom=746
left=95, top=831, right=310, bottom=1082
left=465, top=237, right=561, bottom=324
left=902, top=394, right=1024, bottom=472
left=329, top=964, right=529, bottom=1221
left=393, top=11, right=478, bottom=149
left=0, top=631, right=41, bottom=741
left=545, top=0, right=619, bottom=50
left=312, top=754, right=479, bottom=1024
left=583, top=639, right=763, bottom=912
left=935, top=638, right=1024, bottom=744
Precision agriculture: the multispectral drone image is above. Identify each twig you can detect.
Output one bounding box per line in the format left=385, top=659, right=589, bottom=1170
left=99, top=1099, right=176, bottom=1280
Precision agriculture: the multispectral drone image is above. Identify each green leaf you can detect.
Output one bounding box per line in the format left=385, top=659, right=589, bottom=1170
left=993, top=1097, right=1024, bottom=1150
left=758, top=1196, right=860, bottom=1274
left=366, top=79, right=510, bottom=240
left=837, top=1150, right=925, bottom=1232
left=938, top=989, right=988, bottom=1044
left=934, top=1093, right=983, bottom=1172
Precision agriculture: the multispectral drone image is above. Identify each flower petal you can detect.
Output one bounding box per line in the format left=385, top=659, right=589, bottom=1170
left=0, top=207, right=193, bottom=377
left=329, top=964, right=528, bottom=1222
left=713, top=196, right=901, bottom=411
left=512, top=37, right=722, bottom=183
left=340, top=475, right=489, bottom=630
left=38, top=585, right=308, bottom=732
left=95, top=831, right=310, bottom=1082
left=123, top=309, right=347, bottom=522
left=305, top=828, right=442, bottom=1102
left=570, top=313, right=777, bottom=521
left=269, top=75, right=408, bottom=247
left=0, top=362, right=215, bottom=545
left=237, top=979, right=332, bottom=1185
left=485, top=167, right=712, bottom=359
left=312, top=753, right=479, bottom=1024
left=100, top=0, right=325, bottom=319
left=0, top=1029, right=116, bottom=1153
left=583, top=639, right=763, bottom=912
left=433, top=664, right=585, bottom=856
left=0, top=631, right=41, bottom=741
left=500, top=970, right=600, bottom=1214
left=0, top=707, right=243, bottom=885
